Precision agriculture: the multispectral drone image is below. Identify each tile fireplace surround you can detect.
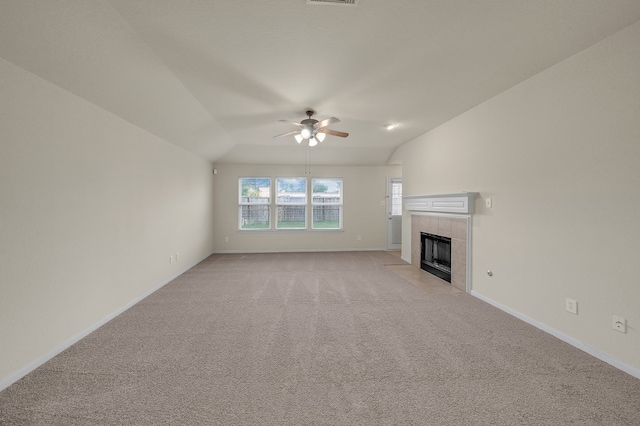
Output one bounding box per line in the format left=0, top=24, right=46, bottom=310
left=405, top=193, right=476, bottom=292
left=411, top=214, right=469, bottom=291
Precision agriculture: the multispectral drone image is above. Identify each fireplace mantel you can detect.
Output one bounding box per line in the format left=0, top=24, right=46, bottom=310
left=404, top=192, right=478, bottom=214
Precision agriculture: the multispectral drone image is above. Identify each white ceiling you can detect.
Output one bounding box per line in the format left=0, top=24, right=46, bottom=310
left=2, top=1, right=640, bottom=166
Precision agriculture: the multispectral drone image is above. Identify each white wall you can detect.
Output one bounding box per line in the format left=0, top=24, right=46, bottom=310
left=0, top=58, right=216, bottom=387
left=211, top=163, right=401, bottom=252
left=392, top=22, right=640, bottom=372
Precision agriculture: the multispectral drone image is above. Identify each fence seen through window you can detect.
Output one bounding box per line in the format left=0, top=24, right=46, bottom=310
left=239, top=177, right=342, bottom=231
left=312, top=178, right=342, bottom=230
left=276, top=178, right=307, bottom=229
left=239, top=177, right=270, bottom=230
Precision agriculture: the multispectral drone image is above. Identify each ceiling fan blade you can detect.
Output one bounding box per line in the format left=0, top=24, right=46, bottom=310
left=272, top=130, right=301, bottom=139
left=278, top=119, right=304, bottom=127
left=318, top=128, right=349, bottom=138
left=315, top=117, right=340, bottom=129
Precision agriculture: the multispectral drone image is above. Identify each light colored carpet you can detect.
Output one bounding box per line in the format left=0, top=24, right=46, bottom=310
left=1, top=251, right=639, bottom=425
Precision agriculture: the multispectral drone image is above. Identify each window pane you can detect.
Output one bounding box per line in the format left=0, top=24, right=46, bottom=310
left=277, top=205, right=306, bottom=229
left=312, top=179, right=342, bottom=229
left=312, top=179, right=342, bottom=204
left=276, top=178, right=306, bottom=204
left=240, top=178, right=270, bottom=204
left=312, top=205, right=341, bottom=229
left=240, top=205, right=270, bottom=229
left=276, top=178, right=306, bottom=229
left=239, top=178, right=271, bottom=230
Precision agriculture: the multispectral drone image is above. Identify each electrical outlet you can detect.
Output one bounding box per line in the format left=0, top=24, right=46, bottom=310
left=224, top=236, right=229, bottom=243
left=176, top=253, right=179, bottom=262
left=613, top=315, right=626, bottom=333
left=565, top=298, right=577, bottom=314
left=357, top=235, right=362, bottom=241
left=169, top=255, right=174, bottom=264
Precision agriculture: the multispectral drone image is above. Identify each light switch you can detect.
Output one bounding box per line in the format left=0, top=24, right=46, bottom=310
left=485, top=198, right=492, bottom=208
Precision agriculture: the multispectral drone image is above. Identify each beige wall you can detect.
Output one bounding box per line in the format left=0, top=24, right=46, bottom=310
left=0, top=58, right=216, bottom=386
left=211, top=163, right=401, bottom=252
left=392, top=22, right=640, bottom=371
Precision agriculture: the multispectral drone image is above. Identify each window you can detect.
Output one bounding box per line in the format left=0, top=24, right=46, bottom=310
left=276, top=178, right=307, bottom=229
left=238, top=177, right=343, bottom=231
left=312, top=178, right=342, bottom=229
left=239, top=178, right=271, bottom=230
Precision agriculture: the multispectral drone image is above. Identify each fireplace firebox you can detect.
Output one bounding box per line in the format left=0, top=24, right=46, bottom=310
left=421, top=232, right=452, bottom=282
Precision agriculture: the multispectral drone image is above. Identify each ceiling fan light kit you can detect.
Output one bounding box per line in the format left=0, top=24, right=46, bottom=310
left=273, top=109, right=349, bottom=147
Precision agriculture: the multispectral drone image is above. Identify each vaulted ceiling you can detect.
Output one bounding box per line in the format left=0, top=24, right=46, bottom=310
left=2, top=1, right=640, bottom=166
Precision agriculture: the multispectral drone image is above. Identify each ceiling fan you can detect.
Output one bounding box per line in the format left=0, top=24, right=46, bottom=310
left=273, top=110, right=349, bottom=146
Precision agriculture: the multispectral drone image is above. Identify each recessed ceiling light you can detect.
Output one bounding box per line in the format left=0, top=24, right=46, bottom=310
left=385, top=123, right=397, bottom=130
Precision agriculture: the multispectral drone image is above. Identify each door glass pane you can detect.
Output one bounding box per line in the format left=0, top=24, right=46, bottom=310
left=391, top=181, right=402, bottom=215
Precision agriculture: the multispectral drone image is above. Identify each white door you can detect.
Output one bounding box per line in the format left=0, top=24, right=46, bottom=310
left=387, top=178, right=402, bottom=250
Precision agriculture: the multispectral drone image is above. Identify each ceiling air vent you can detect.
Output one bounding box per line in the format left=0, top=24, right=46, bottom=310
left=306, top=0, right=359, bottom=6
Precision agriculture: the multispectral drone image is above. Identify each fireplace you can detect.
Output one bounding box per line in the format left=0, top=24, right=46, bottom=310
left=421, top=232, right=452, bottom=282
left=408, top=198, right=474, bottom=292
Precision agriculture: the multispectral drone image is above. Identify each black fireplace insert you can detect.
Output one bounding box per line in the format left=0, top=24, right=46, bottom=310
left=420, top=232, right=452, bottom=282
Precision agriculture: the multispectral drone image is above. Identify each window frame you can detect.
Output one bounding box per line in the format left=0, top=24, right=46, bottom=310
left=237, top=177, right=343, bottom=232
left=275, top=177, right=308, bottom=230
left=238, top=177, right=272, bottom=231
left=311, top=178, right=343, bottom=230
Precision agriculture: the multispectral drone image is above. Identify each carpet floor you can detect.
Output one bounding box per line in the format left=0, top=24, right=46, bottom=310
left=1, top=251, right=639, bottom=425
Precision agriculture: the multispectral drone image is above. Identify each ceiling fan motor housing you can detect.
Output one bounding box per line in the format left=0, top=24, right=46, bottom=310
left=301, top=111, right=318, bottom=139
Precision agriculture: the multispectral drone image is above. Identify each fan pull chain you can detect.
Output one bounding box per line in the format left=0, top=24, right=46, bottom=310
left=305, top=146, right=312, bottom=175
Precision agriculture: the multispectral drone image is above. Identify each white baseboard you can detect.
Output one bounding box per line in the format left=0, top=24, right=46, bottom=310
left=212, top=248, right=388, bottom=254
left=470, top=290, right=640, bottom=380
left=0, top=251, right=214, bottom=392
